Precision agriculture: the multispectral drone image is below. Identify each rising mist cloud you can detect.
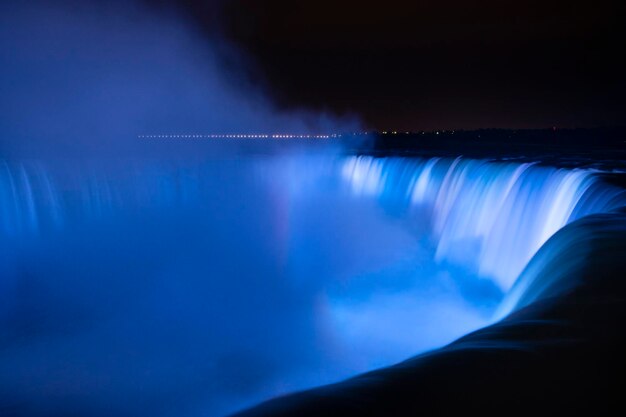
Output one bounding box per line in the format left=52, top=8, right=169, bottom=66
left=0, top=0, right=360, bottom=158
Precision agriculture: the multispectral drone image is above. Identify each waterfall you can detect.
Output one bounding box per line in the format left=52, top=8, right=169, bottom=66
left=1, top=154, right=625, bottom=416
left=3, top=155, right=622, bottom=292
left=340, top=156, right=624, bottom=290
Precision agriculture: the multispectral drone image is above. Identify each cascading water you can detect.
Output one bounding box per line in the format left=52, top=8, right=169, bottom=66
left=0, top=153, right=624, bottom=417
left=340, top=156, right=623, bottom=291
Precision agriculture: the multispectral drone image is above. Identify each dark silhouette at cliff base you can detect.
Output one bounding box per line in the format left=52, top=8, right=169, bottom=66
left=234, top=211, right=626, bottom=417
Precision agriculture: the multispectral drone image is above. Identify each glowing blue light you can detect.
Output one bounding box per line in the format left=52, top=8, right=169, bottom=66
left=340, top=156, right=622, bottom=290
left=1, top=154, right=623, bottom=416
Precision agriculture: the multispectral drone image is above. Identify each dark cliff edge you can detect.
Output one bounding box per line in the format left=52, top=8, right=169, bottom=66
left=233, top=210, right=626, bottom=416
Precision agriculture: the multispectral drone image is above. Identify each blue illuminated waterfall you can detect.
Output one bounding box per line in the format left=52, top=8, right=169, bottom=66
left=1, top=155, right=623, bottom=307
left=340, top=156, right=623, bottom=290
left=1, top=155, right=623, bottom=294
left=1, top=154, right=624, bottom=416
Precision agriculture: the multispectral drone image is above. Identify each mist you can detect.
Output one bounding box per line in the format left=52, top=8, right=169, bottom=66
left=3, top=2, right=622, bottom=417
left=0, top=155, right=504, bottom=416
left=0, top=0, right=359, bottom=158
left=0, top=5, right=484, bottom=415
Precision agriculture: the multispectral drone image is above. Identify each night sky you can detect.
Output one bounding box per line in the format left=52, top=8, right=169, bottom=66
left=2, top=0, right=626, bottom=135
left=157, top=0, right=626, bottom=130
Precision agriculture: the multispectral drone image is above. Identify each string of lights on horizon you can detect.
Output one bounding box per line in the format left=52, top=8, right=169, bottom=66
left=138, top=134, right=339, bottom=139
left=137, top=128, right=576, bottom=141
left=137, top=131, right=456, bottom=139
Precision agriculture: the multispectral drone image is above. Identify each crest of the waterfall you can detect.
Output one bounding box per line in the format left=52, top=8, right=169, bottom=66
left=340, top=156, right=622, bottom=291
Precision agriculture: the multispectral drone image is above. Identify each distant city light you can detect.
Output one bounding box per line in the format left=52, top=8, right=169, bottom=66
left=137, top=130, right=461, bottom=140
left=138, top=134, right=337, bottom=139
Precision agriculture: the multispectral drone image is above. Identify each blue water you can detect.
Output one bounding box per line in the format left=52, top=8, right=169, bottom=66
left=0, top=153, right=622, bottom=416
